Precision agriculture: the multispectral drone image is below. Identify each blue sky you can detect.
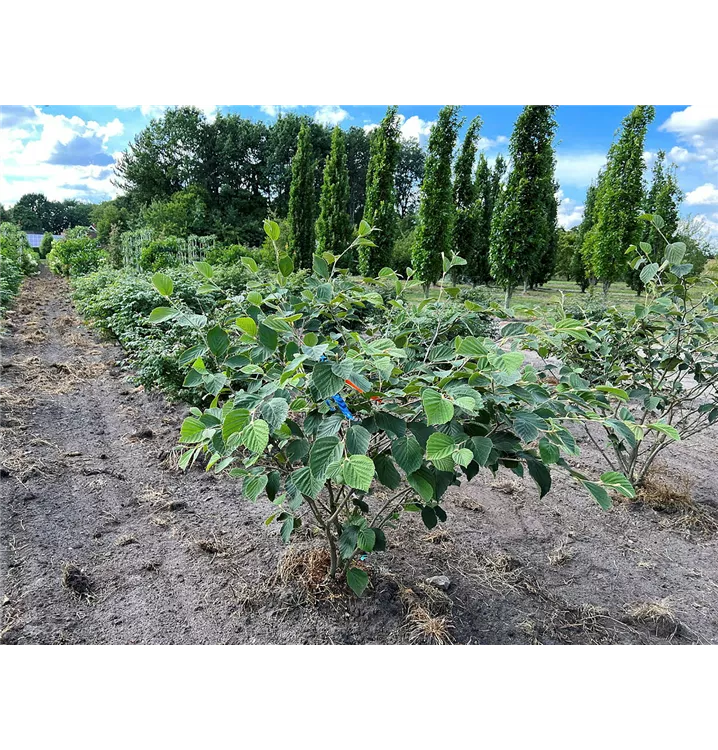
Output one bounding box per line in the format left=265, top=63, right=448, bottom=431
left=2, top=104, right=717, bottom=236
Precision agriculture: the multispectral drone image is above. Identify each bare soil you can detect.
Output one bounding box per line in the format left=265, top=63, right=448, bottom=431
left=2, top=268, right=718, bottom=645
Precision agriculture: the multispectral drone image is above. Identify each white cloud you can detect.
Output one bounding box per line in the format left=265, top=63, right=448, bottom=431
left=668, top=146, right=707, bottom=165
left=660, top=106, right=718, bottom=141
left=91, top=118, right=124, bottom=142
left=555, top=152, right=606, bottom=188
left=252, top=104, right=299, bottom=117
left=478, top=135, right=508, bottom=151
left=313, top=105, right=350, bottom=127
left=0, top=108, right=121, bottom=205
left=363, top=123, right=379, bottom=135
left=116, top=105, right=168, bottom=119
left=556, top=189, right=584, bottom=229
left=685, top=183, right=718, bottom=206
left=399, top=115, right=434, bottom=143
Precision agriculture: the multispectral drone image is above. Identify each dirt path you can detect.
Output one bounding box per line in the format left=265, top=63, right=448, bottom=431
left=2, top=268, right=718, bottom=644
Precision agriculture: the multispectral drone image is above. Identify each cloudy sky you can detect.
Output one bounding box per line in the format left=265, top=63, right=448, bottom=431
left=2, top=104, right=717, bottom=236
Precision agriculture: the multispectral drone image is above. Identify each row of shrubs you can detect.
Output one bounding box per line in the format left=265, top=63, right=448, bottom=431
left=0, top=223, right=40, bottom=317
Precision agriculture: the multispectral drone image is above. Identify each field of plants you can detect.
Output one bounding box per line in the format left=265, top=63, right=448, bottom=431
left=2, top=105, right=718, bottom=645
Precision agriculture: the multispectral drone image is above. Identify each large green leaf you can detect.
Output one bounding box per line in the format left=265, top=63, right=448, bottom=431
left=407, top=470, right=433, bottom=501
left=278, top=254, right=294, bottom=277
left=456, top=336, right=487, bottom=357
left=222, top=408, right=250, bottom=441
left=151, top=272, right=173, bottom=297
left=422, top=388, right=454, bottom=425
left=470, top=436, right=493, bottom=466
left=339, top=525, right=359, bottom=558
left=538, top=438, right=560, bottom=464
left=357, top=527, right=376, bottom=553
left=375, top=412, right=406, bottom=438
left=285, top=438, right=309, bottom=463
left=392, top=434, right=423, bottom=474
left=266, top=471, right=281, bottom=501
left=600, top=471, right=635, bottom=498
left=595, top=385, right=630, bottom=402
left=647, top=422, right=681, bottom=441
left=426, top=432, right=456, bottom=460
left=243, top=474, right=268, bottom=502
left=583, top=480, right=611, bottom=510
left=207, top=325, right=230, bottom=359
left=453, top=448, right=473, bottom=467
left=525, top=456, right=551, bottom=498
left=261, top=398, right=290, bottom=431
left=149, top=306, right=177, bottom=323
left=241, top=420, right=270, bottom=454
left=180, top=416, right=206, bottom=444
left=374, top=454, right=401, bottom=489
left=512, top=411, right=548, bottom=443
left=664, top=242, right=686, bottom=266
left=346, top=425, right=371, bottom=455
left=640, top=262, right=659, bottom=283
left=236, top=317, right=257, bottom=336
left=346, top=567, right=369, bottom=596
left=309, top=436, right=342, bottom=478
left=311, top=362, right=345, bottom=400
left=290, top=467, right=323, bottom=499
left=421, top=506, right=438, bottom=529
left=343, top=455, right=375, bottom=492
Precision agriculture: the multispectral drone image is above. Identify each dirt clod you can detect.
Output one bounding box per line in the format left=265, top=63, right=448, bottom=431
left=61, top=564, right=94, bottom=599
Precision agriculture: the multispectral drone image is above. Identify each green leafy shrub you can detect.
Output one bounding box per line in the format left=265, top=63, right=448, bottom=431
left=458, top=286, right=494, bottom=307
left=150, top=222, right=628, bottom=596
left=391, top=227, right=415, bottom=274
left=0, top=255, right=23, bottom=314
left=48, top=234, right=103, bottom=276
left=39, top=232, right=54, bottom=259
left=72, top=266, right=224, bottom=400
left=519, top=213, right=718, bottom=486
left=1, top=222, right=38, bottom=275
left=139, top=237, right=181, bottom=271
left=562, top=296, right=608, bottom=322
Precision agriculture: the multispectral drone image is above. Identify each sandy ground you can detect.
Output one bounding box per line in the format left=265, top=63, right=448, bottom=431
left=2, top=267, right=718, bottom=645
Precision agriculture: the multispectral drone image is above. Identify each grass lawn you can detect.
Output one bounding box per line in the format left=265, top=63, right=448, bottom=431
left=404, top=278, right=639, bottom=315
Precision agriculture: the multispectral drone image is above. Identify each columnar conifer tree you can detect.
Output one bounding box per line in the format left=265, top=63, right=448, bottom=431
left=288, top=123, right=316, bottom=268
left=413, top=105, right=462, bottom=291
left=360, top=106, right=401, bottom=276
left=452, top=116, right=482, bottom=276
left=316, top=126, right=352, bottom=260
left=581, top=105, right=655, bottom=292
left=489, top=106, right=558, bottom=305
